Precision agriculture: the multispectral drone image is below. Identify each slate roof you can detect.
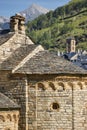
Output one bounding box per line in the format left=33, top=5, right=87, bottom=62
left=0, top=92, right=20, bottom=110
left=0, top=33, right=14, bottom=46
left=0, top=44, right=37, bottom=70
left=0, top=32, right=87, bottom=75
left=64, top=52, right=77, bottom=60
left=14, top=50, right=87, bottom=74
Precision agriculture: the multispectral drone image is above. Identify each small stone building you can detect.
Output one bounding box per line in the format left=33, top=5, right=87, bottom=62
left=0, top=14, right=87, bottom=130
left=0, top=92, right=19, bottom=130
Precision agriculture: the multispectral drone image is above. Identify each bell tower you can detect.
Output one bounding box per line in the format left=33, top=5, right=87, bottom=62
left=66, top=37, right=76, bottom=53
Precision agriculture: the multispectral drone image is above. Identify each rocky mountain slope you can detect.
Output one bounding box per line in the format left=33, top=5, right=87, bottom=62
left=0, top=16, right=9, bottom=30
left=20, top=3, right=49, bottom=22
left=0, top=4, right=49, bottom=30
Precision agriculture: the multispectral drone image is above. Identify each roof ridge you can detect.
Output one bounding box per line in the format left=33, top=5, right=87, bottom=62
left=12, top=45, right=44, bottom=73
left=0, top=33, right=34, bottom=64
left=13, top=50, right=87, bottom=74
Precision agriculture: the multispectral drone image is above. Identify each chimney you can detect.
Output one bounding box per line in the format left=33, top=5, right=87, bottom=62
left=66, top=37, right=76, bottom=53
left=10, top=14, right=25, bottom=34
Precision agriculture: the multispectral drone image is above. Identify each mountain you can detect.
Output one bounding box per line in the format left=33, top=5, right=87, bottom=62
left=0, top=4, right=49, bottom=30
left=26, top=0, right=87, bottom=52
left=0, top=16, right=9, bottom=30
left=20, top=3, right=49, bottom=22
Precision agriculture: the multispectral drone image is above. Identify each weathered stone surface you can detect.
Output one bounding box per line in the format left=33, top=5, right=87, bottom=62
left=0, top=111, right=19, bottom=130
left=0, top=14, right=87, bottom=130
left=14, top=50, right=87, bottom=74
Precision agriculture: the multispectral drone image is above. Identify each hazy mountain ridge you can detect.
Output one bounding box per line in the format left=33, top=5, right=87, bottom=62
left=0, top=16, right=9, bottom=30
left=0, top=4, right=49, bottom=30
left=20, top=4, right=49, bottom=22
left=0, top=16, right=9, bottom=23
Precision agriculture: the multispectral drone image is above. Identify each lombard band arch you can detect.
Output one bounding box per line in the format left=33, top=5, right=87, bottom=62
left=67, top=82, right=73, bottom=89
left=58, top=82, right=65, bottom=90
left=0, top=115, right=5, bottom=122
left=37, top=82, right=46, bottom=90
left=48, top=82, right=56, bottom=90
left=7, top=114, right=12, bottom=122
left=13, top=114, right=17, bottom=122
left=77, top=82, right=83, bottom=89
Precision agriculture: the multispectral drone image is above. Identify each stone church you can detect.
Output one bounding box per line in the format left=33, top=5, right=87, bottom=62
left=0, top=14, right=87, bottom=130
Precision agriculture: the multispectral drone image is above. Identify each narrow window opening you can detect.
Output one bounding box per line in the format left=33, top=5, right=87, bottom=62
left=52, top=102, right=60, bottom=110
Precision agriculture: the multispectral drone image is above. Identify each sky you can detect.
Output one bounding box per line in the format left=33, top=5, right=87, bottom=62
left=0, top=0, right=70, bottom=18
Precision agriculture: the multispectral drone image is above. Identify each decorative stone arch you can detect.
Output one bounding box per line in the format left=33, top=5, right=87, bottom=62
left=67, top=82, right=73, bottom=89
left=77, top=82, right=83, bottom=89
left=0, top=115, right=5, bottom=122
left=58, top=82, right=65, bottom=90
left=13, top=114, right=17, bottom=122
left=7, top=114, right=12, bottom=122
left=37, top=82, right=46, bottom=90
left=48, top=82, right=56, bottom=90
left=85, top=82, right=87, bottom=86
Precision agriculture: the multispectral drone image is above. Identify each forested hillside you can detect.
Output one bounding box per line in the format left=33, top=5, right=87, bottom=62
left=26, top=0, right=87, bottom=52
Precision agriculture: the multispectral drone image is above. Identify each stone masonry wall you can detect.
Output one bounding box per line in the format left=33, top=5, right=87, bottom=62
left=28, top=81, right=73, bottom=130
left=28, top=76, right=87, bottom=130
left=37, top=88, right=72, bottom=130
left=1, top=72, right=87, bottom=130
left=73, top=82, right=87, bottom=130
left=28, top=85, right=37, bottom=130
left=0, top=71, right=27, bottom=130
left=0, top=110, right=19, bottom=130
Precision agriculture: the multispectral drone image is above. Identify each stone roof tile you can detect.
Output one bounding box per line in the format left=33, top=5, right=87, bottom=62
left=0, top=44, right=37, bottom=70
left=0, top=33, right=14, bottom=46
left=14, top=50, right=87, bottom=74
left=0, top=92, right=20, bottom=110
